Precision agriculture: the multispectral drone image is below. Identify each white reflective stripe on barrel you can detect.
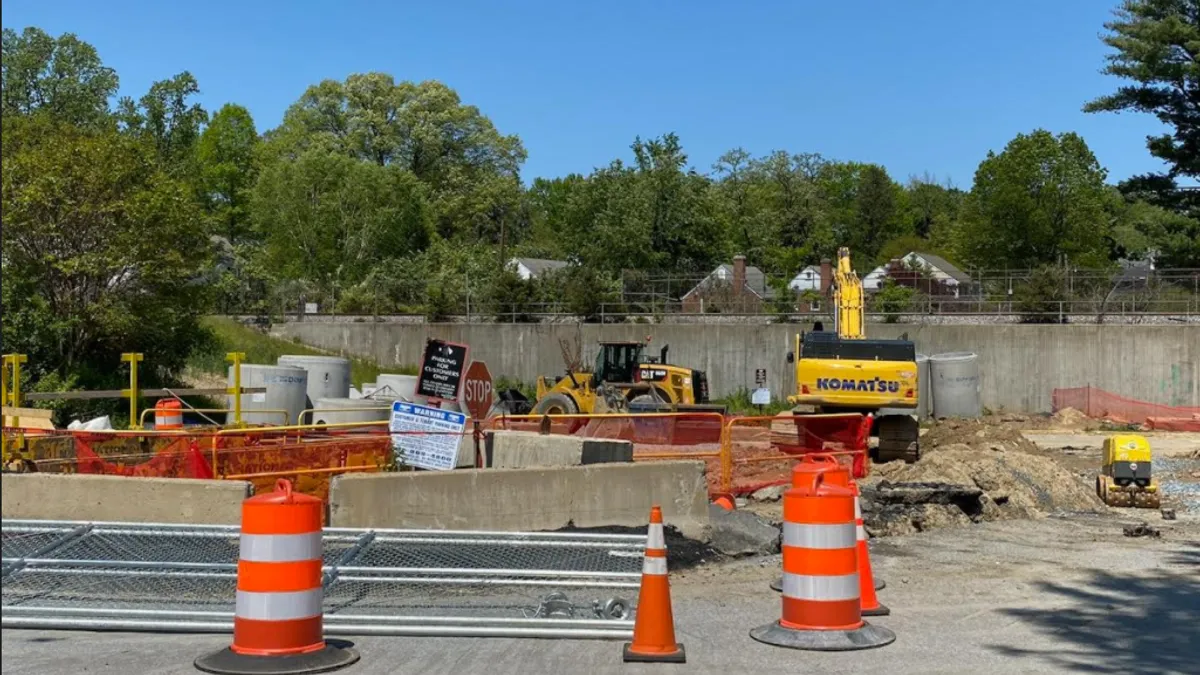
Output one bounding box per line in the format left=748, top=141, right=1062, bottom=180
left=643, top=556, right=668, bottom=576
left=239, top=532, right=323, bottom=563
left=857, top=524, right=867, bottom=541
left=781, top=572, right=860, bottom=602
left=235, top=589, right=323, bottom=621
left=854, top=496, right=862, bottom=520
left=782, top=522, right=856, bottom=550
left=646, top=523, right=665, bottom=550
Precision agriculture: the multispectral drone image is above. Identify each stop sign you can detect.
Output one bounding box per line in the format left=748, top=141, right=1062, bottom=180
left=462, top=361, right=494, bottom=420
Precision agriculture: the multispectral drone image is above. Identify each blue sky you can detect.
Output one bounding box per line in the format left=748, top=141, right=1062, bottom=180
left=3, top=0, right=1177, bottom=187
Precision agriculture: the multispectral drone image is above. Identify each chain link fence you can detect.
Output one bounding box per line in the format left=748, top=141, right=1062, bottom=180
left=2, top=520, right=645, bottom=638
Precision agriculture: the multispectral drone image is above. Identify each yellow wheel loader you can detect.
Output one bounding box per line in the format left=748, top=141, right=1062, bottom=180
left=531, top=340, right=724, bottom=415
left=1097, top=434, right=1161, bottom=509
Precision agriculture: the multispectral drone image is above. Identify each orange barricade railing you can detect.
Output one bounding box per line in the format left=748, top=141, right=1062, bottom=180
left=719, top=414, right=871, bottom=498
left=487, top=412, right=726, bottom=457
left=1052, top=386, right=1200, bottom=425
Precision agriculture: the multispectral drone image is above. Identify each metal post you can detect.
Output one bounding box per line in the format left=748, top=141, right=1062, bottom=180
left=9, top=353, right=27, bottom=408
left=226, top=352, right=246, bottom=427
left=120, top=353, right=144, bottom=429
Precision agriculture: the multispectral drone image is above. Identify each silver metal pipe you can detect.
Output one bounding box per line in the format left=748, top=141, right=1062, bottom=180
left=7, top=557, right=638, bottom=583
left=333, top=575, right=639, bottom=588
left=3, top=606, right=634, bottom=629
left=348, top=537, right=645, bottom=550
left=6, top=521, right=646, bottom=544
left=4, top=559, right=236, bottom=572
left=334, top=565, right=641, bottom=579
left=1, top=616, right=631, bottom=639
left=325, top=526, right=646, bottom=542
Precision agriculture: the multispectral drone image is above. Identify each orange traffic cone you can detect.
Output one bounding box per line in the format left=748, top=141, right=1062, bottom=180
left=623, top=505, right=685, bottom=663
left=852, top=482, right=889, bottom=616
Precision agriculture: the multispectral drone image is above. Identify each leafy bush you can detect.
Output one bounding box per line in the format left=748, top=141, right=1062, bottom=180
left=873, top=279, right=916, bottom=323
left=1014, top=265, right=1069, bottom=323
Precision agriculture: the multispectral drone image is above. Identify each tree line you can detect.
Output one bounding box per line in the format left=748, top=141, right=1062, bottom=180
left=2, top=0, right=1198, bottom=394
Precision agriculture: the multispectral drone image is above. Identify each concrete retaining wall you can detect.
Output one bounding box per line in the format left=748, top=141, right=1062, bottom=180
left=329, top=461, right=710, bottom=540
left=484, top=430, right=633, bottom=468
left=274, top=322, right=1200, bottom=413
left=0, top=474, right=252, bottom=524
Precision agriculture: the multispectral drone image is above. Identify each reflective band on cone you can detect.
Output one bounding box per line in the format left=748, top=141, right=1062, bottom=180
left=622, top=505, right=686, bottom=664
left=195, top=479, right=359, bottom=675
left=853, top=483, right=889, bottom=617
left=751, top=462, right=895, bottom=652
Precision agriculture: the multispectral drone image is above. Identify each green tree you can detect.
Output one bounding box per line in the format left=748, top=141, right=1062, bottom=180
left=264, top=74, right=526, bottom=242
left=1085, top=0, right=1200, bottom=180
left=196, top=103, right=259, bottom=242
left=961, top=130, right=1110, bottom=268
left=251, top=149, right=432, bottom=302
left=1, top=27, right=117, bottom=127
left=118, top=72, right=208, bottom=173
left=1, top=121, right=212, bottom=385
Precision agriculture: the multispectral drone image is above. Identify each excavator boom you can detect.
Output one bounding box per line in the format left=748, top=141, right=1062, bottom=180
left=833, top=247, right=864, bottom=340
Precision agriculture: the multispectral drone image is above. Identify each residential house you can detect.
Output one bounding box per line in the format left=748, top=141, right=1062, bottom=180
left=863, top=251, right=973, bottom=296
left=509, top=257, right=569, bottom=280
left=680, top=255, right=776, bottom=313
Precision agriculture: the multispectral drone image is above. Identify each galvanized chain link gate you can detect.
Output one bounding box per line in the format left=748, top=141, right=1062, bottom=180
left=2, top=520, right=645, bottom=639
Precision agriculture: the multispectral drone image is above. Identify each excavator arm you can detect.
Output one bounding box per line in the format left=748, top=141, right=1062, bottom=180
left=833, top=247, right=865, bottom=340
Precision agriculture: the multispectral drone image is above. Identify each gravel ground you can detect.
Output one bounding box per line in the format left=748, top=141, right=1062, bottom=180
left=5, top=513, right=1197, bottom=675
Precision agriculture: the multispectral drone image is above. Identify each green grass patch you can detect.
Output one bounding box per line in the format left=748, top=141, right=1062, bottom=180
left=717, top=387, right=793, bottom=416
left=189, top=317, right=401, bottom=385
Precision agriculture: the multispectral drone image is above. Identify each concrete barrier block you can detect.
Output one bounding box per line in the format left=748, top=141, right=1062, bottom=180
left=1, top=473, right=252, bottom=525
left=330, top=460, right=710, bottom=540
left=484, top=430, right=634, bottom=469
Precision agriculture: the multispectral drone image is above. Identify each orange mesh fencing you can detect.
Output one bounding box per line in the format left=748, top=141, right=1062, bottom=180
left=1146, top=416, right=1200, bottom=432
left=720, top=414, right=870, bottom=498
left=213, top=429, right=393, bottom=501
left=487, top=412, right=725, bottom=459
left=1053, top=386, right=1200, bottom=425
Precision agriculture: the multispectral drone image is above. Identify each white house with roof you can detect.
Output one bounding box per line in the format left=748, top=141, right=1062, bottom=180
left=508, top=257, right=569, bottom=280
left=862, top=251, right=972, bottom=292
left=787, top=265, right=823, bottom=292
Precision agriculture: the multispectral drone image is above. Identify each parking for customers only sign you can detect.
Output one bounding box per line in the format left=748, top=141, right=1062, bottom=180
left=417, top=339, right=468, bottom=401
left=389, top=401, right=467, bottom=471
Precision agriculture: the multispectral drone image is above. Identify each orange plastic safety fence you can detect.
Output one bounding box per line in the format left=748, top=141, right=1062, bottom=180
left=1053, top=386, right=1200, bottom=425
left=486, top=412, right=725, bottom=459
left=64, top=432, right=215, bottom=479
left=720, top=414, right=870, bottom=498
left=213, top=432, right=392, bottom=501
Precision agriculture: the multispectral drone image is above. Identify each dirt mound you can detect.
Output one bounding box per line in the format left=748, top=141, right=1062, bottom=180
left=862, top=438, right=1105, bottom=536
left=922, top=419, right=1039, bottom=454
left=1051, top=406, right=1100, bottom=429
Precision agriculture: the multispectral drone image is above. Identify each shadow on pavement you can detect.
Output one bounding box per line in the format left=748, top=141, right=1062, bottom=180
left=988, top=551, right=1200, bottom=675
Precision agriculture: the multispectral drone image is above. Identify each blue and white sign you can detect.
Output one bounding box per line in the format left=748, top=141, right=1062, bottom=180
left=389, top=401, right=467, bottom=471
left=752, top=388, right=771, bottom=406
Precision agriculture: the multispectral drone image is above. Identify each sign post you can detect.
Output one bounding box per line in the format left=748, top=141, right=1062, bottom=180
left=752, top=368, right=770, bottom=414
left=462, top=361, right=494, bottom=468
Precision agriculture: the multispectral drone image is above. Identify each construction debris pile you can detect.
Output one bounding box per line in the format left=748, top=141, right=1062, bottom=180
left=859, top=419, right=1105, bottom=536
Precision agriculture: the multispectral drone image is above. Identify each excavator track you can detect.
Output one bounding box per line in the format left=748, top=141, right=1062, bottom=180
left=876, top=415, right=920, bottom=464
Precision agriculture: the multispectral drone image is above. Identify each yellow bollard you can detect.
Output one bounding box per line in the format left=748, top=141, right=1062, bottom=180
left=226, top=352, right=246, bottom=428
left=121, top=353, right=144, bottom=429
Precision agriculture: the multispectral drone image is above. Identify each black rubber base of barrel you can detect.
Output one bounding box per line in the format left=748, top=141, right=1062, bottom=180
left=770, top=576, right=885, bottom=592
left=194, top=641, right=360, bottom=674
left=861, top=602, right=891, bottom=617
left=622, top=643, right=686, bottom=663
left=750, top=621, right=896, bottom=652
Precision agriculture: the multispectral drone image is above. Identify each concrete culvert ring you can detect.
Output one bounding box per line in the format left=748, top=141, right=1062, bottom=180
left=533, top=393, right=578, bottom=415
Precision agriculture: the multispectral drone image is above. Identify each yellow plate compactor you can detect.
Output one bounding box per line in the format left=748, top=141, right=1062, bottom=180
left=1096, top=434, right=1161, bottom=509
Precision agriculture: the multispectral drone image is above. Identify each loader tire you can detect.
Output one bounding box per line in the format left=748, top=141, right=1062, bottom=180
left=533, top=393, right=579, bottom=416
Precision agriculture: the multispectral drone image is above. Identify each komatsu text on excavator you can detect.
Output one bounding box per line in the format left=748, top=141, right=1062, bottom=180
left=787, top=247, right=921, bottom=462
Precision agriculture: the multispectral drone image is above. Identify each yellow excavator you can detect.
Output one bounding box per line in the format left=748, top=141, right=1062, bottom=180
left=786, top=247, right=921, bottom=462
left=1097, top=434, right=1161, bottom=508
